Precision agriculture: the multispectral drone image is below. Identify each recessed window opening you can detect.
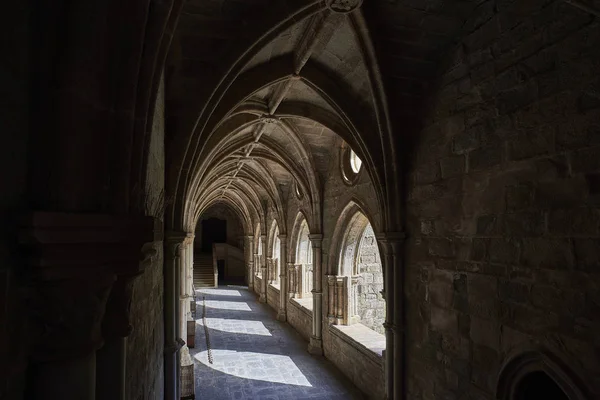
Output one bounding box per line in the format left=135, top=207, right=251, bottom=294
left=295, top=181, right=303, bottom=199
left=271, top=225, right=281, bottom=285
left=256, top=233, right=263, bottom=278
left=350, top=150, right=362, bottom=173
left=514, top=371, right=568, bottom=400
left=338, top=212, right=385, bottom=334
left=294, top=219, right=313, bottom=298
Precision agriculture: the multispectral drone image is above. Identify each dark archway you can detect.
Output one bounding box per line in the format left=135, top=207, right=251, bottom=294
left=201, top=218, right=227, bottom=252
left=514, top=371, right=568, bottom=400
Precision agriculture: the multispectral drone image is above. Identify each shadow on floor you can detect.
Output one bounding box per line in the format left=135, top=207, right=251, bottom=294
left=190, top=286, right=367, bottom=400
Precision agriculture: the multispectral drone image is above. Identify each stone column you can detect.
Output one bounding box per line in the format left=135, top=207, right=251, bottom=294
left=377, top=232, right=405, bottom=400
left=326, top=275, right=336, bottom=325
left=19, top=212, right=155, bottom=400
left=259, top=234, right=268, bottom=303
left=97, top=241, right=159, bottom=400
left=187, top=235, right=194, bottom=313
left=186, top=234, right=194, bottom=310
left=165, top=232, right=186, bottom=400
left=277, top=234, right=287, bottom=321
left=245, top=235, right=254, bottom=290
left=308, top=234, right=323, bottom=355
left=180, top=239, right=188, bottom=346
left=287, top=262, right=295, bottom=299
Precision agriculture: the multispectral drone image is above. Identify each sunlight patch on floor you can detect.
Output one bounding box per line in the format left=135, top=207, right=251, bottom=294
left=194, top=350, right=312, bottom=387
left=197, top=288, right=241, bottom=297
left=199, top=300, right=252, bottom=311
left=196, top=318, right=272, bottom=336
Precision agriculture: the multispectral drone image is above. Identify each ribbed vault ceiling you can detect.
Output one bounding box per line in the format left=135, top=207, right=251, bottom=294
left=166, top=0, right=486, bottom=233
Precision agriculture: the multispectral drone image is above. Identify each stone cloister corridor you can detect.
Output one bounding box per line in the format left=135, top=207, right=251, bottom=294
left=192, top=286, right=365, bottom=399
left=3, top=0, right=600, bottom=399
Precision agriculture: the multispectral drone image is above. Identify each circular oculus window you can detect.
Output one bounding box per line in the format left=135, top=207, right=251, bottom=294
left=294, top=181, right=303, bottom=199
left=341, top=144, right=363, bottom=185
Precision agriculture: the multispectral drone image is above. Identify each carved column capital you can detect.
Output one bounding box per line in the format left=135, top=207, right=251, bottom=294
left=165, top=231, right=187, bottom=258
left=19, top=211, right=157, bottom=360
left=308, top=233, right=323, bottom=247
left=376, top=232, right=406, bottom=254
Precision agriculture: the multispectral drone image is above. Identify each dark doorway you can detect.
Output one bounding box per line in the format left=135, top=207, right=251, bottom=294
left=217, top=260, right=225, bottom=284
left=514, top=371, right=568, bottom=400
left=201, top=218, right=227, bottom=252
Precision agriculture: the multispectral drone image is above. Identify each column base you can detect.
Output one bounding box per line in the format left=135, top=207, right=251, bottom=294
left=308, top=337, right=323, bottom=356
left=259, top=294, right=267, bottom=303
left=276, top=310, right=286, bottom=322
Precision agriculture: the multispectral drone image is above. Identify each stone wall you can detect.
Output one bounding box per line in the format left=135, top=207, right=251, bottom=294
left=356, top=224, right=385, bottom=334
left=267, top=284, right=280, bottom=311
left=254, top=276, right=262, bottom=296
left=323, top=327, right=385, bottom=399
left=287, top=300, right=312, bottom=341
left=125, top=74, right=165, bottom=400
left=126, top=245, right=165, bottom=399
left=404, top=2, right=600, bottom=398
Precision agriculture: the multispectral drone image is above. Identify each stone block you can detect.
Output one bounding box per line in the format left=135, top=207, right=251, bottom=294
left=469, top=145, right=503, bottom=171
left=497, top=80, right=538, bottom=115
left=476, top=214, right=503, bottom=236
left=489, top=238, right=520, bottom=264
left=547, top=208, right=600, bottom=236
left=468, top=240, right=486, bottom=264
left=510, top=303, right=560, bottom=335
left=469, top=296, right=500, bottom=320
left=508, top=125, right=554, bottom=161
left=535, top=177, right=588, bottom=208
left=573, top=239, right=600, bottom=273
left=440, top=155, right=466, bottom=178
left=506, top=183, right=534, bottom=211
left=571, top=146, right=600, bottom=173
left=421, top=220, right=435, bottom=235
left=503, top=211, right=545, bottom=236
left=430, top=269, right=454, bottom=308
left=452, top=127, right=481, bottom=154
left=431, top=305, right=458, bottom=335
left=521, top=238, right=573, bottom=270
left=534, top=155, right=569, bottom=181
left=531, top=284, right=585, bottom=316
left=499, top=279, right=530, bottom=304
left=429, top=237, right=456, bottom=258
left=500, top=324, right=530, bottom=353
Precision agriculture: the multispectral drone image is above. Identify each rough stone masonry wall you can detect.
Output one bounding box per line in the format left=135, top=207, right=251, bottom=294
left=323, top=328, right=385, bottom=400
left=267, top=284, right=280, bottom=311
left=356, top=224, right=385, bottom=334
left=286, top=300, right=312, bottom=341
left=404, top=1, right=600, bottom=399
left=125, top=74, right=166, bottom=399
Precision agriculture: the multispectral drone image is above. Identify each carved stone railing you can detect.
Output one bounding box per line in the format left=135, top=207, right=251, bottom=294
left=289, top=263, right=313, bottom=298
left=326, top=275, right=360, bottom=326
left=267, top=257, right=278, bottom=284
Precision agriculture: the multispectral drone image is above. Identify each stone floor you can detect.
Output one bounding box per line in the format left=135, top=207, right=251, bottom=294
left=191, top=286, right=366, bottom=400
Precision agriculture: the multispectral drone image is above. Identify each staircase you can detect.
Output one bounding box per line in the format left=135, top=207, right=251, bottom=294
left=194, top=253, right=216, bottom=288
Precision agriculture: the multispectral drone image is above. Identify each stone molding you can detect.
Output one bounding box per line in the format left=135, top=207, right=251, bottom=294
left=19, top=211, right=157, bottom=360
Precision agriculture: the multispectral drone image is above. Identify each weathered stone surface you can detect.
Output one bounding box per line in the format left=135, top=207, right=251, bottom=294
left=405, top=6, right=600, bottom=397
